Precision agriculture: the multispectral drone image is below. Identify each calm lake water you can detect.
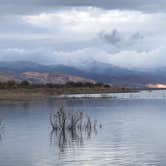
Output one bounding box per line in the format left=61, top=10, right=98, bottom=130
left=1, top=90, right=166, bottom=166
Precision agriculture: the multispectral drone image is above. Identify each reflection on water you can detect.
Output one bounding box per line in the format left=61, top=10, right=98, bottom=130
left=0, top=125, right=2, bottom=141
left=59, top=89, right=166, bottom=99
left=0, top=118, right=3, bottom=141
left=50, top=126, right=98, bottom=153
left=49, top=102, right=99, bottom=152
left=1, top=91, right=166, bottom=165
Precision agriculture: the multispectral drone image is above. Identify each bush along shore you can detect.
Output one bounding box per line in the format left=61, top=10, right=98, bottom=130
left=0, top=80, right=131, bottom=101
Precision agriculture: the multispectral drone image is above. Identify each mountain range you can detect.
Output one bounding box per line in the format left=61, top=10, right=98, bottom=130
left=0, top=61, right=165, bottom=87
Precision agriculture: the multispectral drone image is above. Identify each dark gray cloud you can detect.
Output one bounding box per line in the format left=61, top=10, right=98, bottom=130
left=99, top=30, right=121, bottom=45
left=0, top=0, right=166, bottom=14
left=131, top=32, right=144, bottom=41
left=99, top=30, right=144, bottom=46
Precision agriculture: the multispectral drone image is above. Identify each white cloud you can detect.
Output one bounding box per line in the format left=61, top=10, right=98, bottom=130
left=1, top=45, right=166, bottom=69
left=53, top=47, right=166, bottom=69
left=106, top=47, right=166, bottom=69
left=1, top=7, right=166, bottom=69
left=23, top=8, right=166, bottom=37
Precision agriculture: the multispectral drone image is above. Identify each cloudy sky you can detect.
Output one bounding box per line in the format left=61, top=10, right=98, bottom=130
left=0, top=0, right=166, bottom=69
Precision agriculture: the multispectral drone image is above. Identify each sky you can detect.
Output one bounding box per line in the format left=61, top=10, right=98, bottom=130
left=0, top=0, right=166, bottom=69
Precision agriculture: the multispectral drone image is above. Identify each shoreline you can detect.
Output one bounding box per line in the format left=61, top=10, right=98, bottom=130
left=0, top=88, right=166, bottom=102
left=0, top=87, right=135, bottom=102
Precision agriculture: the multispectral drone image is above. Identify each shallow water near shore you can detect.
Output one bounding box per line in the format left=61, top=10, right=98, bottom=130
left=1, top=90, right=166, bottom=165
left=58, top=89, right=166, bottom=99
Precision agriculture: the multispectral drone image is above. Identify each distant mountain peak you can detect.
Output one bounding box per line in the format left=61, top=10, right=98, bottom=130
left=0, top=61, right=166, bottom=87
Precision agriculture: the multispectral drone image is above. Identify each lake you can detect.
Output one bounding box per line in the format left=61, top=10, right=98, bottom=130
left=1, top=90, right=166, bottom=166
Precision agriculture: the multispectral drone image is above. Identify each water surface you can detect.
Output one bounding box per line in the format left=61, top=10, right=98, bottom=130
left=1, top=90, right=166, bottom=166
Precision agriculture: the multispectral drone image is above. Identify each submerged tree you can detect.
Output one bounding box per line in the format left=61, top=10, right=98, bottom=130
left=50, top=105, right=98, bottom=133
left=49, top=104, right=101, bottom=151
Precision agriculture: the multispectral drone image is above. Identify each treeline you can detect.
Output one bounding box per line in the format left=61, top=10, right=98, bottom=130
left=0, top=80, right=111, bottom=89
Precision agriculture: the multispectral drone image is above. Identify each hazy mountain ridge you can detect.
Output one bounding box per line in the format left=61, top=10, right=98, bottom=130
left=0, top=62, right=96, bottom=84
left=20, top=72, right=96, bottom=84
left=0, top=61, right=165, bottom=87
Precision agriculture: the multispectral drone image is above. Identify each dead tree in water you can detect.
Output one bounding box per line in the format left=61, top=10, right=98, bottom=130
left=49, top=105, right=67, bottom=131
left=49, top=104, right=101, bottom=151
left=50, top=105, right=99, bottom=136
